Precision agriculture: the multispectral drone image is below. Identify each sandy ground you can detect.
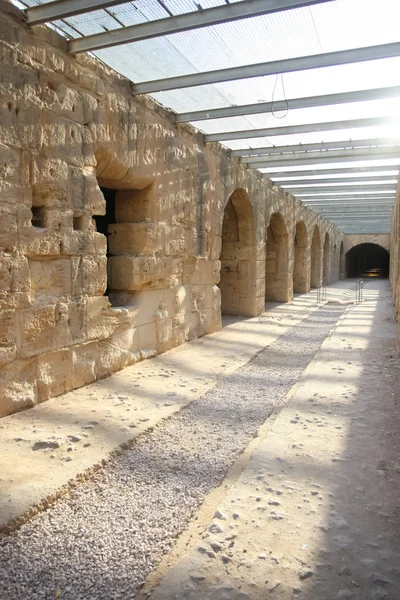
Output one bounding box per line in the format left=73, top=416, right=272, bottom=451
left=0, top=285, right=348, bottom=530
left=138, top=279, right=400, bottom=600
left=2, top=279, right=398, bottom=600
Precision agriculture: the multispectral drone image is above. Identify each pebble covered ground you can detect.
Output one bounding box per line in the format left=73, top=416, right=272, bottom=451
left=0, top=305, right=343, bottom=600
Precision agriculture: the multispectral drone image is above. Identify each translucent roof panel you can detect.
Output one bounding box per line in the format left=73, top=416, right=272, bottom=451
left=16, top=0, right=400, bottom=233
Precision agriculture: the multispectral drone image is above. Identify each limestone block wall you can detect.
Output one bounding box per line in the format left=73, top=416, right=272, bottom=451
left=390, top=176, right=400, bottom=345
left=0, top=0, right=344, bottom=417
left=344, top=234, right=390, bottom=254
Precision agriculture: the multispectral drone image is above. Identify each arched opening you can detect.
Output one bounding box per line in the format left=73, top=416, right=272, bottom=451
left=339, top=241, right=345, bottom=280
left=219, top=189, right=258, bottom=316
left=346, top=243, right=390, bottom=278
left=293, top=221, right=309, bottom=293
left=310, top=225, right=321, bottom=288
left=323, top=232, right=330, bottom=284
left=265, top=212, right=290, bottom=302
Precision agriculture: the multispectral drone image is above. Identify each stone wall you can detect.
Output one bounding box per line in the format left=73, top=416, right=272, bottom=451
left=344, top=234, right=390, bottom=254
left=0, top=0, right=344, bottom=417
left=390, top=176, right=400, bottom=345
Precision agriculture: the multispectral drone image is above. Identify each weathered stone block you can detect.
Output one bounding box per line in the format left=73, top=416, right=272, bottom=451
left=0, top=203, right=17, bottom=252
left=0, top=359, right=37, bottom=418
left=108, top=223, right=165, bottom=256
left=128, top=290, right=164, bottom=326
left=23, top=229, right=62, bottom=257
left=0, top=309, right=17, bottom=365
left=191, top=259, right=221, bottom=285
left=86, top=296, right=130, bottom=341
left=0, top=254, right=30, bottom=299
left=68, top=167, right=105, bottom=213
left=156, top=317, right=174, bottom=353
left=138, top=322, right=158, bottom=359
left=108, top=256, right=159, bottom=291
left=0, top=142, right=21, bottom=205
left=72, top=255, right=107, bottom=296
left=20, top=302, right=72, bottom=358
left=32, top=158, right=68, bottom=207
left=37, top=348, right=71, bottom=401
left=115, top=187, right=156, bottom=223
left=71, top=341, right=98, bottom=389
left=0, top=93, right=43, bottom=151
left=30, top=258, right=72, bottom=299
left=97, top=328, right=139, bottom=378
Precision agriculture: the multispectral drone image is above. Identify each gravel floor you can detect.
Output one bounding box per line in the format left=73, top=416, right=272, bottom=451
left=0, top=305, right=343, bottom=600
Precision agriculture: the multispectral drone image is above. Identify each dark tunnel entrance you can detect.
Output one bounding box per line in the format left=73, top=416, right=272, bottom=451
left=346, top=243, right=390, bottom=278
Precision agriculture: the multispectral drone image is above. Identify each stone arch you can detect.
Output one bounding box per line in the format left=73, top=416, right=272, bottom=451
left=346, top=243, right=390, bottom=278
left=339, top=241, right=345, bottom=279
left=293, top=221, right=309, bottom=293
left=265, top=212, right=290, bottom=302
left=323, top=232, right=330, bottom=284
left=310, top=225, right=321, bottom=288
left=219, top=188, right=259, bottom=316
left=345, top=234, right=390, bottom=253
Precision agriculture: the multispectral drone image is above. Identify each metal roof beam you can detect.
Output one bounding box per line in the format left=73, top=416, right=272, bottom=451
left=134, top=41, right=400, bottom=95
left=312, top=209, right=393, bottom=214
left=302, top=199, right=394, bottom=204
left=232, top=137, right=399, bottom=157
left=245, top=149, right=400, bottom=168
left=285, top=184, right=396, bottom=193
left=270, top=175, right=397, bottom=185
left=303, top=208, right=394, bottom=213
left=67, top=0, right=332, bottom=54
left=176, top=85, right=400, bottom=123
left=298, top=196, right=394, bottom=206
left=324, top=219, right=390, bottom=223
left=296, top=191, right=394, bottom=198
left=207, top=116, right=400, bottom=143
left=25, top=0, right=128, bottom=25
left=262, top=166, right=400, bottom=178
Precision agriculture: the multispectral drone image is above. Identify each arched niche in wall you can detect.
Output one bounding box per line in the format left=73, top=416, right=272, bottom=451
left=219, top=188, right=257, bottom=316
left=310, top=225, right=321, bottom=288
left=293, top=221, right=309, bottom=294
left=265, top=212, right=290, bottom=302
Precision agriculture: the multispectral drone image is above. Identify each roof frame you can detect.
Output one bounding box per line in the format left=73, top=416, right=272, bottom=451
left=245, top=148, right=400, bottom=168
left=25, top=0, right=128, bottom=25
left=262, top=166, right=400, bottom=178
left=300, top=196, right=395, bottom=202
left=269, top=175, right=397, bottom=185
left=284, top=183, right=396, bottom=192
left=133, top=41, right=400, bottom=95
left=207, top=116, right=400, bottom=143
left=231, top=137, right=400, bottom=157
left=175, top=85, right=400, bottom=123
left=66, top=0, right=334, bottom=54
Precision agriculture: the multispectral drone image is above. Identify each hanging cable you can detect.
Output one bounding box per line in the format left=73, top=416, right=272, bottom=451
left=271, top=73, right=289, bottom=120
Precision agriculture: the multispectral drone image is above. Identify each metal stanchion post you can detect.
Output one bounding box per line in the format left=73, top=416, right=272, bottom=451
left=356, top=279, right=363, bottom=304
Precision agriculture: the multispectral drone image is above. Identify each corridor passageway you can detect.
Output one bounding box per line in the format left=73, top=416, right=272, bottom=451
left=1, top=280, right=399, bottom=600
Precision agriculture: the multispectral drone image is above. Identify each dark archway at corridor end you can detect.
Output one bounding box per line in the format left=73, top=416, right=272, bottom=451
left=346, top=243, right=390, bottom=278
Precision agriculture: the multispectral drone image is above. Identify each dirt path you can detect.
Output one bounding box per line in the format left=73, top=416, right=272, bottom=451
left=141, top=279, right=400, bottom=600
left=0, top=303, right=344, bottom=599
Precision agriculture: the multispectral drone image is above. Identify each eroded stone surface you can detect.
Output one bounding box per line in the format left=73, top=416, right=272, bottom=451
left=0, top=1, right=344, bottom=417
